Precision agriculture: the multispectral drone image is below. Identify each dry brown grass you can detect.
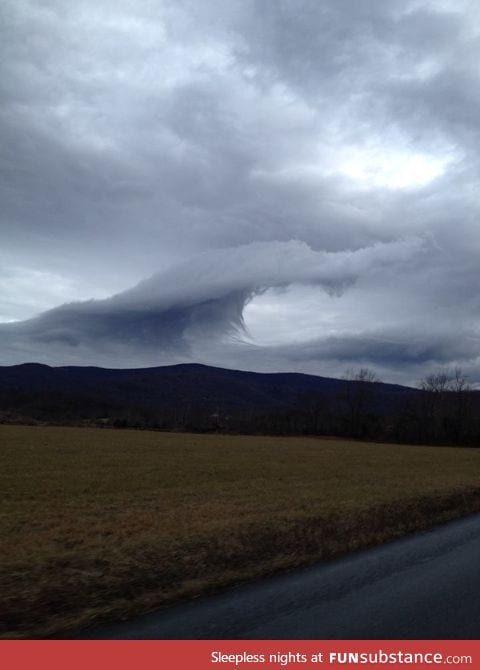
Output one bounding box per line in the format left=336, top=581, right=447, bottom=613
left=1, top=424, right=480, bottom=639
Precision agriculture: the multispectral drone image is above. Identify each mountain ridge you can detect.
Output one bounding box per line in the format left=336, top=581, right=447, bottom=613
left=0, top=361, right=414, bottom=432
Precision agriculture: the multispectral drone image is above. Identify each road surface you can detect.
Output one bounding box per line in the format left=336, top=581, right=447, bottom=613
left=79, top=514, right=480, bottom=639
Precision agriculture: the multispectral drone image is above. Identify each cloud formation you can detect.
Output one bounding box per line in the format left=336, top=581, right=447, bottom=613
left=0, top=237, right=425, bottom=370
left=2, top=0, right=480, bottom=383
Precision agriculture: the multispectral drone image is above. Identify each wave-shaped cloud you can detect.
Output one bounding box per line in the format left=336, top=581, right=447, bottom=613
left=0, top=237, right=424, bottom=367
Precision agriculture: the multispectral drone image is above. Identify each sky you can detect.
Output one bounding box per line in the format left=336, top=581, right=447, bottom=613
left=1, top=0, right=480, bottom=385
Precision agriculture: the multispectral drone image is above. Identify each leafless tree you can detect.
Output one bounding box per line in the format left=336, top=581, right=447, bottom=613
left=418, top=368, right=472, bottom=443
left=340, top=367, right=380, bottom=438
left=344, top=367, right=379, bottom=384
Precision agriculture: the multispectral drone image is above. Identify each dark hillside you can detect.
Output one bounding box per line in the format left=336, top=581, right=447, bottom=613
left=0, top=362, right=478, bottom=444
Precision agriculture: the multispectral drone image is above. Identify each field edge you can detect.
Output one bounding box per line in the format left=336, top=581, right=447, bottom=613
left=32, top=488, right=480, bottom=639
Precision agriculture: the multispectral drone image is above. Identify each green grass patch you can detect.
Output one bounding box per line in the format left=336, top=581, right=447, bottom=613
left=1, top=424, right=480, bottom=638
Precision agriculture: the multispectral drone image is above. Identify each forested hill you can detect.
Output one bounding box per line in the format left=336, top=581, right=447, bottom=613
left=0, top=362, right=478, bottom=445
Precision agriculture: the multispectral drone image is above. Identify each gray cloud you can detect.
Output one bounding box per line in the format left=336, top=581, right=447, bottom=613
left=0, top=237, right=424, bottom=367
left=1, top=0, right=480, bottom=383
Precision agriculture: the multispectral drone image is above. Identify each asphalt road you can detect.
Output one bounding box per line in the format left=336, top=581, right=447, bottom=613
left=79, top=514, right=480, bottom=639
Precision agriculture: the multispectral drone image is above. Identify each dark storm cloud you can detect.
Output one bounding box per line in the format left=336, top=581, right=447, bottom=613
left=2, top=0, right=480, bottom=383
left=273, top=329, right=480, bottom=371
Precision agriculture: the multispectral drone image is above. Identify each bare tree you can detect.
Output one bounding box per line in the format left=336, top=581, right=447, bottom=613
left=340, top=367, right=380, bottom=438
left=420, top=367, right=469, bottom=394
left=447, top=368, right=472, bottom=443
left=344, top=367, right=379, bottom=384
left=418, top=368, right=472, bottom=444
left=420, top=372, right=450, bottom=393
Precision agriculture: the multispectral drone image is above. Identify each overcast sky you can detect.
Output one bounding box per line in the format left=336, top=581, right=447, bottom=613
left=2, top=0, right=480, bottom=385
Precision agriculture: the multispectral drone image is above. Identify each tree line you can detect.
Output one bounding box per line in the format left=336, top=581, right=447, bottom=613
left=82, top=366, right=480, bottom=446
left=1, top=366, right=479, bottom=446
left=240, top=367, right=480, bottom=446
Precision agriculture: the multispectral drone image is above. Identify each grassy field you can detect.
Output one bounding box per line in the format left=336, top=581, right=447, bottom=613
left=1, top=424, right=480, bottom=639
